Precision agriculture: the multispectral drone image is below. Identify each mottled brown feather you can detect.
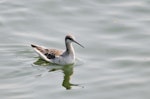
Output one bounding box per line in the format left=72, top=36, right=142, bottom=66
left=46, top=48, right=63, bottom=56
left=31, top=44, right=63, bottom=57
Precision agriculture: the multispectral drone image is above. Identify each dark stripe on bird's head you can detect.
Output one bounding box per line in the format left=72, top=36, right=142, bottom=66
left=65, top=35, right=74, bottom=41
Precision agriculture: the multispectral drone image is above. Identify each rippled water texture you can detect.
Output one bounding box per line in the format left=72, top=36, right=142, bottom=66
left=1, top=0, right=150, bottom=99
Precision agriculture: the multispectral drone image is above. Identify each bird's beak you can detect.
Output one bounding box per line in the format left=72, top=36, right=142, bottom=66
left=73, top=40, right=84, bottom=48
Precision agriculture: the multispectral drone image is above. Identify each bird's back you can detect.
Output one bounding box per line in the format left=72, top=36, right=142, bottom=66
left=31, top=44, right=64, bottom=59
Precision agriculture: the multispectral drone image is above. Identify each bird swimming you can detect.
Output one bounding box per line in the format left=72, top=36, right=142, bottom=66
left=31, top=34, right=84, bottom=65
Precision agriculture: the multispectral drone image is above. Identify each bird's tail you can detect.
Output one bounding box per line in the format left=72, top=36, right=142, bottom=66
left=31, top=44, right=37, bottom=48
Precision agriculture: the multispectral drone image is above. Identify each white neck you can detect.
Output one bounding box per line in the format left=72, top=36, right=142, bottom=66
left=66, top=42, right=75, bottom=55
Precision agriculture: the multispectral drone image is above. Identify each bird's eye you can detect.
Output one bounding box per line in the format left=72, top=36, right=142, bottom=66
left=65, top=36, right=74, bottom=41
left=68, top=37, right=73, bottom=41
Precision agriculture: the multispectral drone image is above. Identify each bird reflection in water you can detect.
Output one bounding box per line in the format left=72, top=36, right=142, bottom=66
left=34, top=59, right=79, bottom=90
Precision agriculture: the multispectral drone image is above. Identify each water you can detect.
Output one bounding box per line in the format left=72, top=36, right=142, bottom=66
left=1, top=0, right=150, bottom=99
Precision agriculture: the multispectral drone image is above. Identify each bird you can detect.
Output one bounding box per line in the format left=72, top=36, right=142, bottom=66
left=31, top=34, right=84, bottom=65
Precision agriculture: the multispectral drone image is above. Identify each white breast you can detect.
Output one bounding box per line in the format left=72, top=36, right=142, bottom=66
left=52, top=54, right=75, bottom=65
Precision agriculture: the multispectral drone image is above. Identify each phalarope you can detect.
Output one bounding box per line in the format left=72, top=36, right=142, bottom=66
left=31, top=35, right=84, bottom=65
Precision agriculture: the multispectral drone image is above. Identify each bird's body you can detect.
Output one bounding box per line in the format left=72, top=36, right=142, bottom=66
left=31, top=35, right=84, bottom=65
